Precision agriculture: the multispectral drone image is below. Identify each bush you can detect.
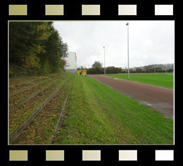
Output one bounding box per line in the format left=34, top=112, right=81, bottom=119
left=9, top=63, right=28, bottom=78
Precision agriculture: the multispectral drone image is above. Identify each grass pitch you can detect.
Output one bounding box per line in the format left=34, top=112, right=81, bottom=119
left=106, top=73, right=173, bottom=89
left=9, top=73, right=173, bottom=144
left=54, top=74, right=173, bottom=145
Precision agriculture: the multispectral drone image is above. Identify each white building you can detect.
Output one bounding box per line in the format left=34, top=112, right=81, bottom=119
left=64, top=52, right=77, bottom=73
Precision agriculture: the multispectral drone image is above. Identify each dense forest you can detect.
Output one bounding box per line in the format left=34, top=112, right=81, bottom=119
left=9, top=22, right=68, bottom=77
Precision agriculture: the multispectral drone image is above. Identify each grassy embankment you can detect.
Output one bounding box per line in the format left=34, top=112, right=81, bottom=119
left=9, top=72, right=72, bottom=136
left=106, top=73, right=173, bottom=89
left=54, top=74, right=173, bottom=145
left=14, top=74, right=74, bottom=144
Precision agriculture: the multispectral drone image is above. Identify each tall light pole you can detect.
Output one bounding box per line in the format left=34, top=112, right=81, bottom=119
left=103, top=46, right=106, bottom=75
left=126, top=22, right=130, bottom=80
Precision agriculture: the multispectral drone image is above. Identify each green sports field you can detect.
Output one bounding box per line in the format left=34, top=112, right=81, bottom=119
left=54, top=75, right=173, bottom=145
left=106, top=73, right=173, bottom=89
left=9, top=73, right=173, bottom=144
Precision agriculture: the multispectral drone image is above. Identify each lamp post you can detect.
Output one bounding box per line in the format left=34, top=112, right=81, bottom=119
left=103, top=46, right=106, bottom=75
left=126, top=22, right=130, bottom=80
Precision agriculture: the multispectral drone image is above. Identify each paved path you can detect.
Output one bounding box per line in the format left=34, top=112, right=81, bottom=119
left=89, top=75, right=173, bottom=119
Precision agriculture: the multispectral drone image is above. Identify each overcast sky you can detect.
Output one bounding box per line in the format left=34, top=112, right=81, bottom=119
left=53, top=21, right=174, bottom=68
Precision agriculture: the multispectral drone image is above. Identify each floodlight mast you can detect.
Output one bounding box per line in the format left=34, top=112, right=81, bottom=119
left=103, top=46, right=106, bottom=75
left=126, top=22, right=130, bottom=80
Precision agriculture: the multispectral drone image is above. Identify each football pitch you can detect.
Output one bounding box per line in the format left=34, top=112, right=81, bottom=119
left=106, top=73, right=173, bottom=89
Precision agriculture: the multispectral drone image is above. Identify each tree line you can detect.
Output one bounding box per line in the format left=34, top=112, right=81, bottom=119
left=78, top=61, right=122, bottom=74
left=78, top=61, right=173, bottom=74
left=9, top=22, right=68, bottom=77
left=132, top=67, right=173, bottom=73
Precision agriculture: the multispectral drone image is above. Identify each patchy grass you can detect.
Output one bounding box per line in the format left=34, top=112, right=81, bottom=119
left=106, top=73, right=173, bottom=89
left=9, top=73, right=173, bottom=145
left=14, top=76, right=74, bottom=144
left=9, top=74, right=68, bottom=106
left=54, top=75, right=173, bottom=145
left=9, top=72, right=72, bottom=135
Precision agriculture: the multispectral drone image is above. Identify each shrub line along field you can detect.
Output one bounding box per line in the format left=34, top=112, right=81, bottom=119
left=9, top=72, right=173, bottom=144
left=106, top=73, right=173, bottom=89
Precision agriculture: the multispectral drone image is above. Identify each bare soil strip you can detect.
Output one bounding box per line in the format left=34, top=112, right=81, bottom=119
left=89, top=74, right=173, bottom=119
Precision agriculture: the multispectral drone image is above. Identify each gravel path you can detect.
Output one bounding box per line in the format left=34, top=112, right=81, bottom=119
left=89, top=74, right=173, bottom=119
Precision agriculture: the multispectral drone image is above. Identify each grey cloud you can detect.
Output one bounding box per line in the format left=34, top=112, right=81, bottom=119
left=53, top=21, right=174, bottom=68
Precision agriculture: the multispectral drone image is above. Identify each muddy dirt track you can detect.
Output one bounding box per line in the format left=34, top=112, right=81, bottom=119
left=89, top=74, right=173, bottom=119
